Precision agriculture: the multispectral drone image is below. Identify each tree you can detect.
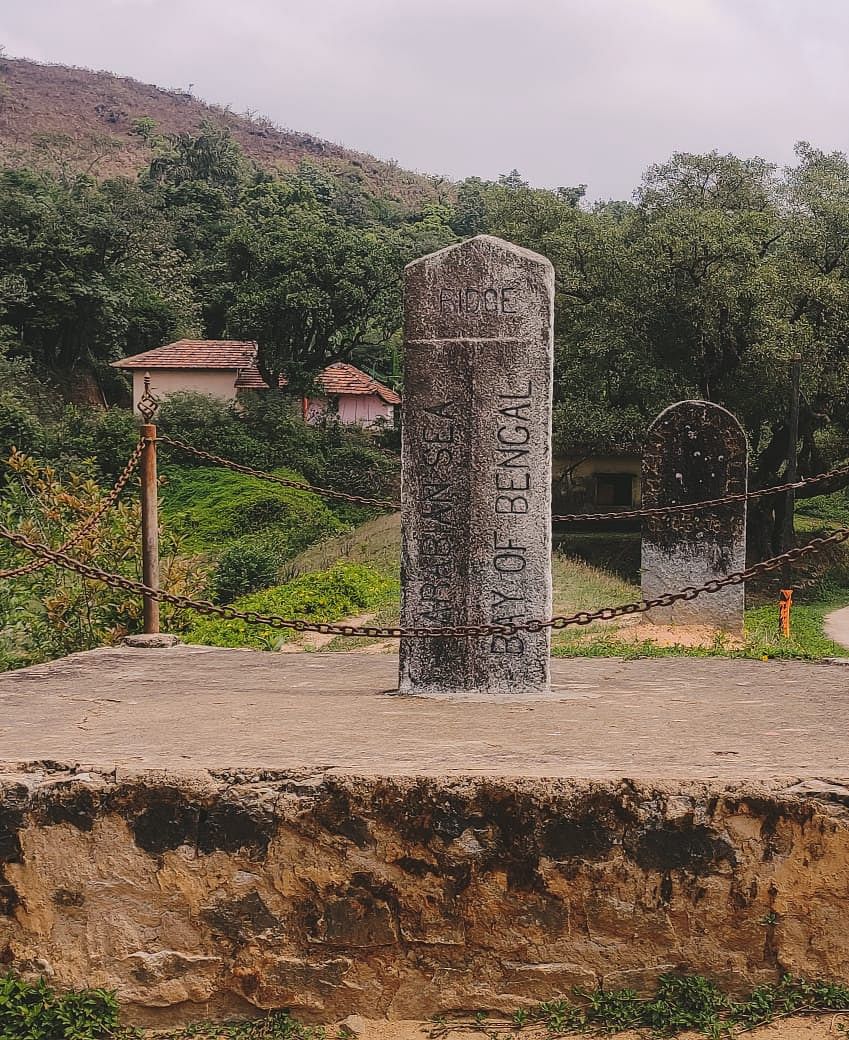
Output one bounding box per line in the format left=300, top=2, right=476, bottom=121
left=222, top=178, right=403, bottom=388
left=146, top=119, right=248, bottom=191
left=485, top=148, right=849, bottom=554
left=0, top=168, right=195, bottom=378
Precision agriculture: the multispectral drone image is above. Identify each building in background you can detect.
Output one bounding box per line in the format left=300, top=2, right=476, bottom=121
left=303, top=362, right=400, bottom=426
left=113, top=340, right=400, bottom=427
left=553, top=441, right=642, bottom=517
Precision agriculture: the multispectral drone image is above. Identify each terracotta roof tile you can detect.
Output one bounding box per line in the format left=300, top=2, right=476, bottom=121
left=234, top=366, right=288, bottom=389
left=112, top=343, right=400, bottom=403
left=318, top=363, right=401, bottom=405
left=111, top=340, right=258, bottom=370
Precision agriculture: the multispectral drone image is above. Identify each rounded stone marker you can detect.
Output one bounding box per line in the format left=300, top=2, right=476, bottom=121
left=641, top=400, right=748, bottom=633
left=398, top=235, right=554, bottom=695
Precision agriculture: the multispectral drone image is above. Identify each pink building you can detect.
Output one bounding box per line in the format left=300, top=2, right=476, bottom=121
left=112, top=341, right=400, bottom=427
left=303, top=362, right=400, bottom=426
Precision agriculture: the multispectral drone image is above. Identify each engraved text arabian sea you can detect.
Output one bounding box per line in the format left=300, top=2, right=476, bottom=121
left=418, top=400, right=459, bottom=625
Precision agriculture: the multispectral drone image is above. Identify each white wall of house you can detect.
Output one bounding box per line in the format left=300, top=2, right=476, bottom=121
left=131, top=369, right=237, bottom=415
left=305, top=393, right=395, bottom=427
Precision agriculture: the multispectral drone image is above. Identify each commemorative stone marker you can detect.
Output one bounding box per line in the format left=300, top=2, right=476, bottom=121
left=641, top=400, right=748, bottom=633
left=398, top=235, right=554, bottom=695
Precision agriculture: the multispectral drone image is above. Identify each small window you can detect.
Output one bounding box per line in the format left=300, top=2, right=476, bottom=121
left=595, top=473, right=634, bottom=507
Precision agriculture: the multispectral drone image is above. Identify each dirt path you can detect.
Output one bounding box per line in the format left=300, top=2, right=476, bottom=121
left=324, top=1020, right=849, bottom=1040
left=277, top=612, right=377, bottom=652
left=824, top=604, right=849, bottom=650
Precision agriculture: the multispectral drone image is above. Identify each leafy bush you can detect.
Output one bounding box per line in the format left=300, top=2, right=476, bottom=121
left=307, top=435, right=397, bottom=502
left=0, top=392, right=43, bottom=464
left=236, top=391, right=325, bottom=474
left=156, top=392, right=272, bottom=469
left=0, top=452, right=207, bottom=670
left=153, top=393, right=400, bottom=508
left=0, top=349, right=63, bottom=423
left=183, top=562, right=397, bottom=649
left=213, top=536, right=281, bottom=603
left=0, top=973, right=118, bottom=1040
left=531, top=973, right=849, bottom=1037
left=48, top=405, right=139, bottom=481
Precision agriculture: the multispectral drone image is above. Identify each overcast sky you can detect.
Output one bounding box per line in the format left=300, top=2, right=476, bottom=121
left=3, top=0, right=849, bottom=199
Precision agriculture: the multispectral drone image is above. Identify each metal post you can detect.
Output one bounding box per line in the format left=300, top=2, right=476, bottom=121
left=778, top=587, right=792, bottom=639
left=140, top=422, right=160, bottom=634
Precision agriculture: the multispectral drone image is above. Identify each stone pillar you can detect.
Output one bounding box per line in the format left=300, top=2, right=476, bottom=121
left=641, top=400, right=748, bottom=633
left=398, top=235, right=554, bottom=696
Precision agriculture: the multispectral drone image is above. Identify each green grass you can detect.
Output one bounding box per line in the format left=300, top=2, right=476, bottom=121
left=171, top=497, right=849, bottom=659
left=283, top=519, right=849, bottom=659
left=182, top=562, right=399, bottom=650
left=553, top=590, right=849, bottom=660
left=288, top=511, right=401, bottom=581
left=797, top=489, right=849, bottom=529
left=159, top=464, right=344, bottom=556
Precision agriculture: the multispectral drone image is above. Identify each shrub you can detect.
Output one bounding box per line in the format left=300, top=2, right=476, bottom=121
left=0, top=973, right=118, bottom=1040
left=213, top=537, right=281, bottom=603
left=0, top=452, right=207, bottom=669
left=0, top=392, right=43, bottom=465
left=49, top=405, right=139, bottom=480
left=183, top=562, right=397, bottom=649
left=156, top=391, right=270, bottom=468
left=307, top=436, right=398, bottom=501
left=237, top=391, right=325, bottom=473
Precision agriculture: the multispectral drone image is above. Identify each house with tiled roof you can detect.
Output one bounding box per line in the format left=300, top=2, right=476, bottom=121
left=112, top=340, right=400, bottom=427
left=304, top=362, right=400, bottom=426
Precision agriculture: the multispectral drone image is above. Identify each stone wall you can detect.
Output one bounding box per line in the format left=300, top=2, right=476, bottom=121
left=2, top=766, right=848, bottom=1025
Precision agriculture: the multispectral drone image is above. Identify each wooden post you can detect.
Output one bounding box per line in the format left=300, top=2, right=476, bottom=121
left=140, top=423, right=160, bottom=634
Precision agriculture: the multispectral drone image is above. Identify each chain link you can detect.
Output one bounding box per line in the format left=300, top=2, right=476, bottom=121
left=2, top=518, right=848, bottom=639
left=552, top=463, right=849, bottom=522
left=0, top=438, right=146, bottom=580
left=157, top=434, right=399, bottom=510
left=4, top=435, right=849, bottom=639
left=156, top=432, right=849, bottom=523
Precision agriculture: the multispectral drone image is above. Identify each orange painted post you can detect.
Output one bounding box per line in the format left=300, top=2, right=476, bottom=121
left=140, top=423, right=160, bottom=634
left=779, top=588, right=793, bottom=639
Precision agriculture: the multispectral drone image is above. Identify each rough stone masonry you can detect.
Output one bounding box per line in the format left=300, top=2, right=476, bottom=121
left=398, top=235, right=554, bottom=695
left=4, top=764, right=849, bottom=1026
left=641, top=400, right=748, bottom=633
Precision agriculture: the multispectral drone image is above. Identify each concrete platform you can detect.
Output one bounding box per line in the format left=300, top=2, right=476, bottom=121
left=1, top=646, right=848, bottom=778
left=4, top=648, right=849, bottom=1025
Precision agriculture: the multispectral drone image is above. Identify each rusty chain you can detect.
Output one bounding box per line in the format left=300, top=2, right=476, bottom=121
left=2, top=518, right=848, bottom=639
left=156, top=434, right=399, bottom=510
left=552, top=462, right=849, bottom=522
left=155, top=432, right=849, bottom=522
left=0, top=438, right=146, bottom=580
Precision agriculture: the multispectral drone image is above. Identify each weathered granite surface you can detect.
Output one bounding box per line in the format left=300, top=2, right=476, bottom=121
left=3, top=766, right=849, bottom=1026
left=399, top=235, right=554, bottom=695
left=641, top=400, right=748, bottom=632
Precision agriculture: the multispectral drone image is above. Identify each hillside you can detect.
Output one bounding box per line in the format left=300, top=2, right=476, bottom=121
left=0, top=55, right=441, bottom=206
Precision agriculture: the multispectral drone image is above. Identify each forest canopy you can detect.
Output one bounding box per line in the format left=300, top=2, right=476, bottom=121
left=2, top=126, right=849, bottom=522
